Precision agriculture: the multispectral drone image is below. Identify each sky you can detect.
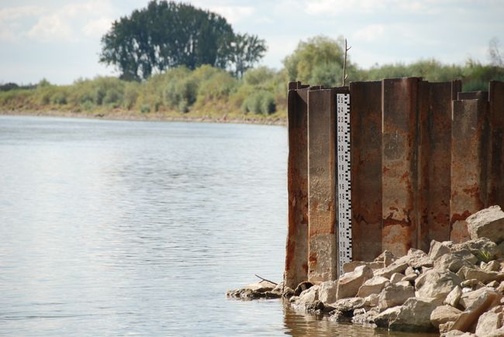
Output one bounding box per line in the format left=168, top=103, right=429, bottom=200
left=1, top=0, right=503, bottom=85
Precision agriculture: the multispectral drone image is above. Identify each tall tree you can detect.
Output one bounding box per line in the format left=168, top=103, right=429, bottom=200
left=283, top=35, right=350, bottom=87
left=229, top=33, right=267, bottom=78
left=99, top=1, right=235, bottom=80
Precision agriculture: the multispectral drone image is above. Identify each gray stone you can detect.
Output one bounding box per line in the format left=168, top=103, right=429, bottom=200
left=389, top=297, right=437, bottom=332
left=444, top=285, right=463, bottom=307
left=415, top=269, right=462, bottom=303
left=475, top=305, right=504, bottom=337
left=293, top=285, right=319, bottom=309
left=429, top=240, right=452, bottom=261
left=452, top=288, right=503, bottom=332
left=434, top=249, right=478, bottom=273
left=373, top=306, right=401, bottom=328
left=375, top=255, right=409, bottom=279
left=389, top=273, right=404, bottom=284
left=357, top=276, right=389, bottom=298
left=318, top=280, right=338, bottom=304
left=466, top=205, right=504, bottom=243
left=336, top=265, right=373, bottom=300
left=431, top=304, right=463, bottom=329
left=378, top=283, right=415, bottom=309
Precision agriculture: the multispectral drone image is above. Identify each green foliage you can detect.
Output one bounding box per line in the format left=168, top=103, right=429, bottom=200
left=3, top=35, right=504, bottom=121
left=283, top=35, right=350, bottom=85
left=241, top=90, right=276, bottom=115
left=228, top=33, right=267, bottom=78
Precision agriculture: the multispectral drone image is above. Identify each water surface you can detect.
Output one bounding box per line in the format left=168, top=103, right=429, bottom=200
left=0, top=116, right=436, bottom=336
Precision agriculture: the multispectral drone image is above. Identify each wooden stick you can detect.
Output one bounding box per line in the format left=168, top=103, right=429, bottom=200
left=255, top=274, right=278, bottom=285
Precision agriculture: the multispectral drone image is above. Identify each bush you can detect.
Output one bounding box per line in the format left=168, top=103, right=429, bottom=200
left=241, top=90, right=276, bottom=115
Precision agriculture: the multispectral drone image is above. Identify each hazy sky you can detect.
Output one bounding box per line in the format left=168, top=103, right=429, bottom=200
left=1, top=0, right=503, bottom=85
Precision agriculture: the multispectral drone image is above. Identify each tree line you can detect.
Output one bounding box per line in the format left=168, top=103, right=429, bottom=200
left=99, top=1, right=266, bottom=81
left=1, top=0, right=503, bottom=120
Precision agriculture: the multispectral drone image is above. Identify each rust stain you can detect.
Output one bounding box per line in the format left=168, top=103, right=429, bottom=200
left=450, top=210, right=472, bottom=225
left=462, top=185, right=481, bottom=198
left=285, top=239, right=296, bottom=271
left=309, top=252, right=318, bottom=266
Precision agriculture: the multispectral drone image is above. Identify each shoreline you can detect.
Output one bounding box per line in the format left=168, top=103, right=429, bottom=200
left=0, top=109, right=287, bottom=126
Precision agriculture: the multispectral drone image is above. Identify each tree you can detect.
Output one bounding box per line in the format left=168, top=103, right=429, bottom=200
left=99, top=1, right=234, bottom=80
left=283, top=35, right=352, bottom=87
left=228, top=33, right=267, bottom=79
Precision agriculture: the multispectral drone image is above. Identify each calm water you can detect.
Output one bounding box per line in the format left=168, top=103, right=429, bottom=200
left=0, top=116, right=433, bottom=337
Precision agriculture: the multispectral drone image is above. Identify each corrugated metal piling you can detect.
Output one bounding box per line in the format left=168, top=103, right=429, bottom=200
left=284, top=78, right=504, bottom=287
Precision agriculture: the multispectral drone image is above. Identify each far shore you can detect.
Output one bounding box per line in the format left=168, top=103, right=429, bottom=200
left=0, top=109, right=287, bottom=126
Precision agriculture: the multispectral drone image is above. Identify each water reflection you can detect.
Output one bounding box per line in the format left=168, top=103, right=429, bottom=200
left=283, top=303, right=439, bottom=337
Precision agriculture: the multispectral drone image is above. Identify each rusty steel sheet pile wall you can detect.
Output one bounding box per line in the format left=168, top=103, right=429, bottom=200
left=285, top=78, right=504, bottom=287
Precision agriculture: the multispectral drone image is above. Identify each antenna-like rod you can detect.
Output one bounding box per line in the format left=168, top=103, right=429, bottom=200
left=342, top=39, right=352, bottom=87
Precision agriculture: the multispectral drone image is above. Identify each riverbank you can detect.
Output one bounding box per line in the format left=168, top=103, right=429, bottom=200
left=228, top=206, right=504, bottom=337
left=0, top=109, right=287, bottom=126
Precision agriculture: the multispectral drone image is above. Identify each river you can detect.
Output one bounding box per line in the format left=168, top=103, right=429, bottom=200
left=0, top=115, right=436, bottom=336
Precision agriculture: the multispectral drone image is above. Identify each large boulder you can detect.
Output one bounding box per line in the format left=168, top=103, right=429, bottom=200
left=466, top=205, right=504, bottom=244
left=475, top=305, right=504, bottom=337
left=431, top=305, right=463, bottom=329
left=336, top=265, right=373, bottom=299
left=415, top=269, right=462, bottom=303
left=318, top=280, right=338, bottom=303
left=451, top=288, right=502, bottom=332
left=357, top=276, right=389, bottom=298
left=388, top=297, right=438, bottom=332
left=378, top=283, right=415, bottom=309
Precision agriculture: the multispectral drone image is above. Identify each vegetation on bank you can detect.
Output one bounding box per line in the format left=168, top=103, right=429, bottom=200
left=1, top=34, right=503, bottom=122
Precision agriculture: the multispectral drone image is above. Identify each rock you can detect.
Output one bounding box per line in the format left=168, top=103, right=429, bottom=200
left=389, top=297, right=438, bottom=332
left=452, top=288, right=502, bottom=332
left=464, top=268, right=503, bottom=284
left=434, top=248, right=478, bottom=273
left=390, top=273, right=404, bottom=284
left=458, top=237, right=498, bottom=262
left=343, top=261, right=382, bottom=273
left=459, top=278, right=485, bottom=290
left=364, top=293, right=379, bottom=307
left=293, top=285, right=319, bottom=309
left=460, top=287, right=502, bottom=311
left=373, top=306, right=402, bottom=328
left=482, top=260, right=501, bottom=272
left=415, top=269, right=462, bottom=303
left=357, top=276, right=389, bottom=298
left=466, top=205, right=504, bottom=243
left=378, top=283, right=415, bottom=309
left=294, top=281, right=314, bottom=296
left=429, top=240, right=452, bottom=260
left=431, top=305, right=463, bottom=329
left=375, top=255, right=409, bottom=279
left=407, top=248, right=433, bottom=269
left=336, top=265, right=373, bottom=299
left=318, top=280, right=338, bottom=303
left=352, top=307, right=380, bottom=326
left=226, top=280, right=280, bottom=300
left=475, top=305, right=504, bottom=337
left=374, top=250, right=395, bottom=267
left=444, top=285, right=463, bottom=307
left=330, top=297, right=366, bottom=312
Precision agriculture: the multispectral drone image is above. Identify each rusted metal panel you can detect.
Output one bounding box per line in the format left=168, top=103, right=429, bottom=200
left=417, top=80, right=430, bottom=252
left=349, top=81, right=383, bottom=261
left=422, top=81, right=461, bottom=245
left=381, top=78, right=420, bottom=257
left=307, top=87, right=337, bottom=282
left=450, top=98, right=489, bottom=243
left=284, top=82, right=309, bottom=289
left=488, top=81, right=504, bottom=207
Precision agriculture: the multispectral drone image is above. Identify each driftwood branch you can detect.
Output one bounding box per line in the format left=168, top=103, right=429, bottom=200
left=255, top=274, right=278, bottom=285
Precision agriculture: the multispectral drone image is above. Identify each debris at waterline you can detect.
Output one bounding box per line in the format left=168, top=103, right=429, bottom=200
left=227, top=205, right=504, bottom=336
